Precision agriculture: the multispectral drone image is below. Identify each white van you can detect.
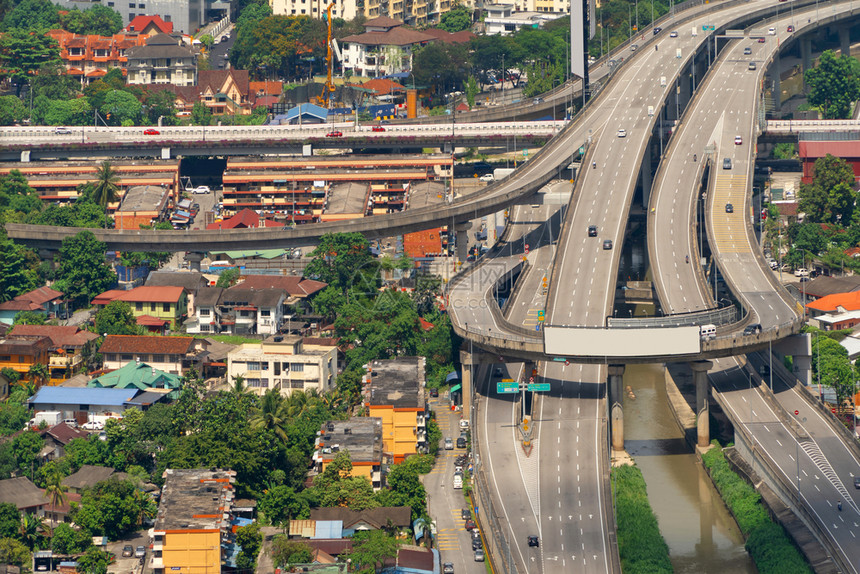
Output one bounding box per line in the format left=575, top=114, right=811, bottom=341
left=691, top=27, right=698, bottom=36
left=660, top=76, right=667, bottom=87
left=700, top=324, right=717, bottom=340
left=453, top=474, right=463, bottom=489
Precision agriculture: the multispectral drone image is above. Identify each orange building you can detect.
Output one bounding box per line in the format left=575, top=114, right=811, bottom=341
left=0, top=336, right=53, bottom=384
left=315, top=418, right=384, bottom=489
left=363, top=357, right=427, bottom=463
left=47, top=29, right=147, bottom=83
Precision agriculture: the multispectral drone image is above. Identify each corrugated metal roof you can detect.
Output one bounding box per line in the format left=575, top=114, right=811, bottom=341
left=312, top=520, right=343, bottom=539
left=29, top=386, right=139, bottom=407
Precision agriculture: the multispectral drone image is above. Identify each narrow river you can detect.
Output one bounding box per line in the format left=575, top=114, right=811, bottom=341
left=624, top=363, right=757, bottom=573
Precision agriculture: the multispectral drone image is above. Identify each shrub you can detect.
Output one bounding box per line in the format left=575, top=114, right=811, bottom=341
left=612, top=464, right=672, bottom=573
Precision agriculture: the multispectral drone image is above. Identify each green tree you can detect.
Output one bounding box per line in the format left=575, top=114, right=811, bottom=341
left=235, top=523, right=262, bottom=570
left=375, top=460, right=426, bottom=521
left=72, top=478, right=147, bottom=540
left=259, top=484, right=307, bottom=527
left=13, top=310, right=46, bottom=325
left=94, top=300, right=141, bottom=336
left=773, top=142, right=796, bottom=160
left=33, top=94, right=92, bottom=126
left=44, top=468, right=68, bottom=536
left=346, top=529, right=399, bottom=573
left=100, top=89, right=142, bottom=126
left=12, top=431, right=44, bottom=481
left=0, top=537, right=31, bottom=569
left=17, top=512, right=44, bottom=550
left=1, top=0, right=59, bottom=31
left=311, top=286, right=346, bottom=321
left=0, top=503, right=19, bottom=538
left=90, top=160, right=120, bottom=211
left=0, top=238, right=38, bottom=302
left=0, top=95, right=26, bottom=125
left=51, top=522, right=93, bottom=554
left=76, top=546, right=111, bottom=574
left=0, top=28, right=61, bottom=96
left=412, top=42, right=469, bottom=97
left=270, top=537, right=312, bottom=567
left=309, top=450, right=378, bottom=510
left=305, top=232, right=377, bottom=294
left=813, top=335, right=855, bottom=406
left=437, top=3, right=471, bottom=32
left=28, top=362, right=48, bottom=386
left=805, top=50, right=860, bottom=119
left=144, top=89, right=177, bottom=126
left=55, top=230, right=117, bottom=307
left=215, top=267, right=240, bottom=288
left=251, top=389, right=289, bottom=444
left=231, top=14, right=324, bottom=80
left=190, top=100, right=212, bottom=126
left=60, top=4, right=122, bottom=36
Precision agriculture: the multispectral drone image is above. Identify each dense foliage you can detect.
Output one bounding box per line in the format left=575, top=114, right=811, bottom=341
left=55, top=230, right=117, bottom=307
left=805, top=50, right=860, bottom=119
left=612, top=463, right=672, bottom=574
left=702, top=443, right=811, bottom=573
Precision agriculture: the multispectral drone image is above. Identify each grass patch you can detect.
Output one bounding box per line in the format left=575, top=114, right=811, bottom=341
left=612, top=464, right=673, bottom=574
left=702, top=442, right=811, bottom=573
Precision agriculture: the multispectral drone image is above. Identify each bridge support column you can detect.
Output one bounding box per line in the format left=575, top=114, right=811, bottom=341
left=840, top=26, right=851, bottom=57
left=801, top=38, right=813, bottom=92
left=608, top=364, right=625, bottom=452
left=459, top=347, right=475, bottom=419
left=640, top=153, right=652, bottom=208
left=455, top=221, right=472, bottom=264
left=772, top=67, right=782, bottom=112
left=691, top=360, right=713, bottom=448
left=775, top=333, right=812, bottom=387
left=184, top=252, right=205, bottom=272
left=793, top=354, right=812, bottom=388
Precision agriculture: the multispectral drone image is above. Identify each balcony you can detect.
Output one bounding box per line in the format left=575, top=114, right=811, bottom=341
left=49, top=354, right=81, bottom=369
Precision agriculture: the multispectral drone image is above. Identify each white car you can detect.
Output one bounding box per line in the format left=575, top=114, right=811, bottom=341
left=55, top=126, right=73, bottom=134
left=192, top=186, right=211, bottom=194
left=768, top=27, right=776, bottom=35
left=734, top=135, right=743, bottom=145
left=82, top=420, right=104, bottom=431
left=617, top=128, right=627, bottom=138
left=669, top=30, right=678, bottom=37
left=794, top=268, right=809, bottom=277
left=479, top=174, right=494, bottom=182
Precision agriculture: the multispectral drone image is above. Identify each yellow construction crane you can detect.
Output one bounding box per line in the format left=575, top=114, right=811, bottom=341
left=314, top=1, right=337, bottom=107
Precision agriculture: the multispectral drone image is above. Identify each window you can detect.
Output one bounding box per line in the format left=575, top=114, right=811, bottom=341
left=0, top=356, right=9, bottom=362
left=128, top=12, right=134, bottom=17
left=153, top=354, right=164, bottom=363
left=261, top=309, right=271, bottom=317
left=290, top=380, right=303, bottom=388
left=246, top=378, right=264, bottom=387
left=138, top=3, right=144, bottom=7
left=164, top=14, right=170, bottom=20
left=163, top=303, right=170, bottom=313
left=128, top=2, right=134, bottom=7
left=292, top=363, right=304, bottom=372
left=79, top=405, right=90, bottom=410
left=122, top=354, right=133, bottom=361
left=107, top=1, right=114, bottom=5
left=261, top=363, right=269, bottom=371
left=200, top=308, right=210, bottom=316
left=247, top=361, right=261, bottom=371
left=150, top=303, right=156, bottom=312
left=200, top=325, right=210, bottom=332
left=136, top=302, right=143, bottom=312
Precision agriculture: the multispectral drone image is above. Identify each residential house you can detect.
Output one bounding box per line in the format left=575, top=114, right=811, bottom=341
left=806, top=291, right=860, bottom=319
left=63, top=465, right=128, bottom=495
left=233, top=274, right=327, bottom=314
left=219, top=287, right=285, bottom=335
left=0, top=336, right=53, bottom=384
left=308, top=506, right=411, bottom=536
left=363, top=357, right=427, bottom=463
left=483, top=4, right=567, bottom=35
left=812, top=310, right=860, bottom=331
left=145, top=271, right=210, bottom=317
left=0, top=477, right=46, bottom=515
left=314, top=418, right=383, bottom=489
left=793, top=275, right=860, bottom=302
left=268, top=103, right=329, bottom=126
left=92, top=286, right=188, bottom=330
left=185, top=287, right=223, bottom=334
left=126, top=33, right=198, bottom=86
left=205, top=208, right=282, bottom=230
left=126, top=15, right=174, bottom=36
left=98, top=335, right=202, bottom=374
left=0, top=287, right=66, bottom=325
left=46, top=29, right=147, bottom=84
left=27, top=387, right=140, bottom=423
left=227, top=335, right=337, bottom=396
left=341, top=18, right=437, bottom=78
left=88, top=360, right=182, bottom=398
left=40, top=422, right=90, bottom=461
left=197, top=69, right=252, bottom=115
left=8, top=325, right=98, bottom=383
left=152, top=469, right=237, bottom=574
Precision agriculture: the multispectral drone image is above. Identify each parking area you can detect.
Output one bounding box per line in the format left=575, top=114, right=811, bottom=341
left=106, top=530, right=150, bottom=574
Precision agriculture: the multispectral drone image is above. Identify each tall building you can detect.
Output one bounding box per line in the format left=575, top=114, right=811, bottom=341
left=52, top=0, right=215, bottom=35
left=151, top=468, right=237, bottom=574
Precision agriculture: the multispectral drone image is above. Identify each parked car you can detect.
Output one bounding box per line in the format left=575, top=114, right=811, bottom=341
left=82, top=420, right=104, bottom=431
left=192, top=186, right=210, bottom=194
left=135, top=546, right=146, bottom=559
left=143, top=128, right=160, bottom=135
left=472, top=537, right=483, bottom=550
left=474, top=549, right=485, bottom=562
left=429, top=388, right=439, bottom=397
left=794, top=268, right=809, bottom=277
left=461, top=508, right=471, bottom=520
left=464, top=519, right=476, bottom=531
left=122, top=545, right=134, bottom=557
left=854, top=476, right=860, bottom=489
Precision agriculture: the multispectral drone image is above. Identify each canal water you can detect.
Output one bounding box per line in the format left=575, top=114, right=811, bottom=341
left=624, top=363, right=757, bottom=574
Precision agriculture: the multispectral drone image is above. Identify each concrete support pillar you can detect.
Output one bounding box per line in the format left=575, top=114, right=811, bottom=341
left=840, top=27, right=851, bottom=57
left=772, top=68, right=782, bottom=112
left=640, top=152, right=652, bottom=209
left=608, top=364, right=625, bottom=452
left=185, top=252, right=205, bottom=272
left=455, top=221, right=472, bottom=264
left=801, top=38, right=812, bottom=93
left=793, top=354, right=812, bottom=387
left=459, top=347, right=475, bottom=418
left=691, top=360, right=713, bottom=448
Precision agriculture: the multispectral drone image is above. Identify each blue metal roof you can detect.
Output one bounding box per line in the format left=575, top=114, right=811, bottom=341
left=445, top=371, right=460, bottom=383
left=312, top=520, right=342, bottom=539
left=29, top=386, right=139, bottom=407
left=285, top=103, right=329, bottom=121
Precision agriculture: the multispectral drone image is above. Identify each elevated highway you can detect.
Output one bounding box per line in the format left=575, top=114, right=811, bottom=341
left=648, top=2, right=860, bottom=570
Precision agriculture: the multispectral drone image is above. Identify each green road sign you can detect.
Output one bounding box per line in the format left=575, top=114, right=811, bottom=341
left=497, top=382, right=519, bottom=394
left=552, top=357, right=567, bottom=362
left=528, top=383, right=551, bottom=392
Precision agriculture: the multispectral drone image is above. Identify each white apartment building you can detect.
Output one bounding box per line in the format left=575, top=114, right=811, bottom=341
left=227, top=336, right=338, bottom=397
left=483, top=3, right=567, bottom=34
left=270, top=0, right=462, bottom=25
left=341, top=17, right=437, bottom=78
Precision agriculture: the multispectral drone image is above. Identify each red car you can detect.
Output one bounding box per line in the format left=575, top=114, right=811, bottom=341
left=326, top=131, right=343, bottom=137
left=372, top=125, right=386, bottom=132
left=757, top=37, right=766, bottom=43
left=144, top=128, right=160, bottom=135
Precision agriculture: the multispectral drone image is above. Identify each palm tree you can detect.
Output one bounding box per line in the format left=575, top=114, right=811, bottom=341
left=28, top=362, right=48, bottom=387
left=90, top=160, right=120, bottom=222
left=284, top=390, right=311, bottom=418
left=18, top=513, right=45, bottom=550
left=43, top=470, right=68, bottom=537
left=231, top=374, right=249, bottom=395
left=250, top=389, right=288, bottom=444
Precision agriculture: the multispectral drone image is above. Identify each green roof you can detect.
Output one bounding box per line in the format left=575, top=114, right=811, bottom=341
left=222, top=249, right=288, bottom=260
left=87, top=361, right=181, bottom=396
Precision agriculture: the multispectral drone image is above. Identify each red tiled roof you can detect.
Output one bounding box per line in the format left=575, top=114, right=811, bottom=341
left=774, top=202, right=798, bottom=217
left=126, top=15, right=173, bottom=34
left=302, top=337, right=338, bottom=346
left=0, top=300, right=42, bottom=312
left=92, top=289, right=127, bottom=306
left=799, top=141, right=860, bottom=160
left=15, top=286, right=63, bottom=306
left=136, top=315, right=169, bottom=326
left=120, top=286, right=185, bottom=303
left=845, top=247, right=860, bottom=258
left=422, top=28, right=476, bottom=44
left=235, top=275, right=327, bottom=297
left=99, top=335, right=194, bottom=355
left=46, top=422, right=89, bottom=444
left=249, top=81, right=283, bottom=96
left=9, top=325, right=97, bottom=349
left=342, top=28, right=437, bottom=47
left=206, top=208, right=279, bottom=230
left=361, top=78, right=405, bottom=95
left=364, top=16, right=404, bottom=28
left=806, top=291, right=860, bottom=313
